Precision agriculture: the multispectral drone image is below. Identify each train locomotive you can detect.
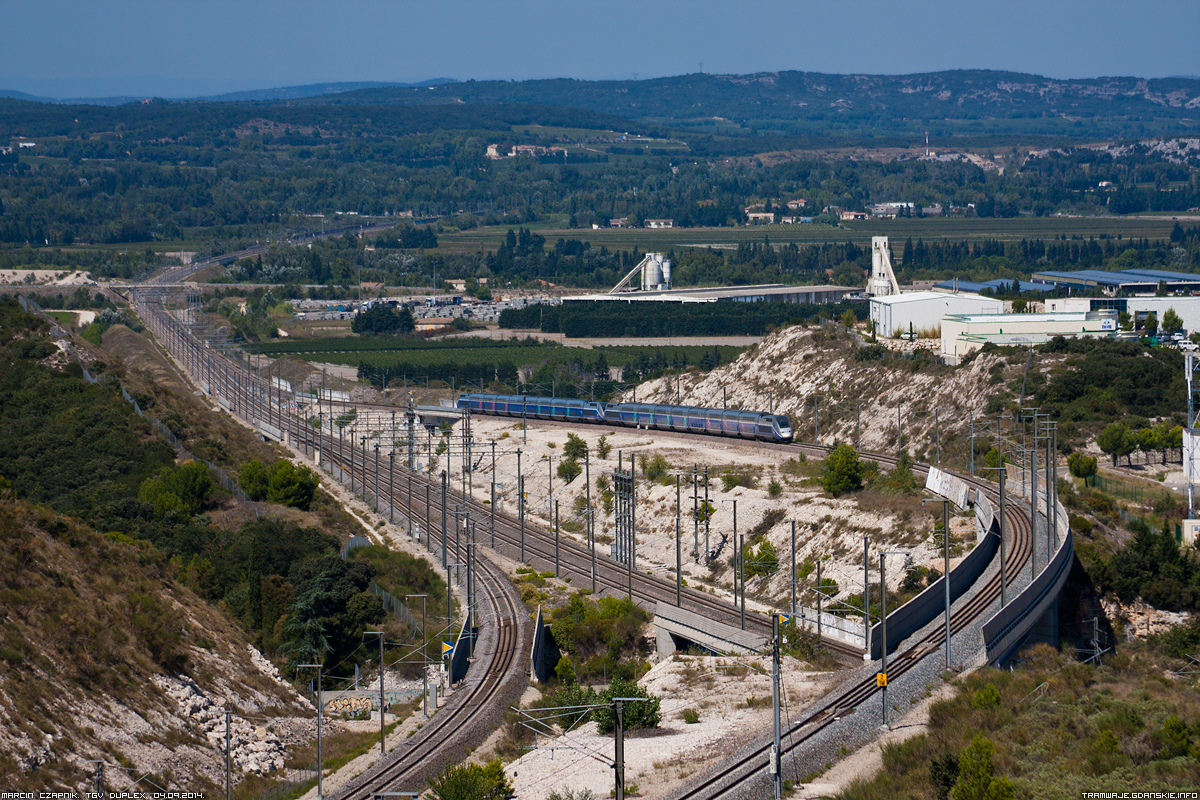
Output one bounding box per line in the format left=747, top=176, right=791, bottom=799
left=455, top=393, right=794, bottom=442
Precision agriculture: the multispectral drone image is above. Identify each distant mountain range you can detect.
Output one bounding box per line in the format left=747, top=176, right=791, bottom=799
left=3, top=70, right=1199, bottom=132
left=300, top=70, right=1200, bottom=125
left=0, top=79, right=458, bottom=106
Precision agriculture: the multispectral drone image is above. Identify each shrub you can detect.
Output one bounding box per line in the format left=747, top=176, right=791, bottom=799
left=563, top=433, right=588, bottom=460
left=767, top=479, right=782, bottom=497
left=547, top=790, right=598, bottom=800
left=640, top=453, right=672, bottom=484
left=239, top=458, right=270, bottom=501
left=930, top=752, right=959, bottom=800
left=554, top=655, right=577, bottom=685
left=744, top=538, right=779, bottom=577
left=971, top=683, right=1001, bottom=710
left=873, top=452, right=920, bottom=495
left=596, top=435, right=612, bottom=459
left=557, top=457, right=582, bottom=484
left=1156, top=714, right=1190, bottom=759
left=266, top=460, right=320, bottom=510
left=1069, top=515, right=1094, bottom=535
left=138, top=461, right=214, bottom=519
left=1067, top=452, right=1098, bottom=486
left=682, top=708, right=700, bottom=724
left=952, top=734, right=1013, bottom=800
left=593, top=678, right=661, bottom=735
left=821, top=443, right=863, bottom=497
left=426, top=759, right=512, bottom=800
left=721, top=470, right=757, bottom=492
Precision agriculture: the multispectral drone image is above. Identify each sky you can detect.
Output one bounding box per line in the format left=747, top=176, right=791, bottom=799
left=3, top=0, right=1198, bottom=99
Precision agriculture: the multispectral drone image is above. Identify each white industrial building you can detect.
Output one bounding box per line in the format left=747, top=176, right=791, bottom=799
left=869, top=291, right=1003, bottom=339
left=1046, top=296, right=1200, bottom=335
left=940, top=310, right=1120, bottom=365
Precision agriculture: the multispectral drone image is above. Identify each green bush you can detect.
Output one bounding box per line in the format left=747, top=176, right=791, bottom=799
left=427, top=759, right=512, bottom=800
left=274, top=461, right=321, bottom=509
left=1156, top=714, right=1190, bottom=759
left=240, top=458, right=320, bottom=509
left=138, top=461, right=214, bottom=519
left=563, top=432, right=588, bottom=460
left=744, top=538, right=779, bottom=577
left=557, top=457, right=582, bottom=484
left=952, top=734, right=1013, bottom=800
left=821, top=443, right=863, bottom=496
left=593, top=677, right=661, bottom=735
left=239, top=458, right=270, bottom=501
left=549, top=593, right=649, bottom=682
left=640, top=453, right=672, bottom=484
left=971, top=683, right=1001, bottom=710
left=872, top=452, right=921, bottom=495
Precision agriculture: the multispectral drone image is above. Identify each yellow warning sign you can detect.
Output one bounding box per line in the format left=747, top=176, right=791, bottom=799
left=876, top=673, right=887, bottom=687
left=442, top=641, right=455, bottom=657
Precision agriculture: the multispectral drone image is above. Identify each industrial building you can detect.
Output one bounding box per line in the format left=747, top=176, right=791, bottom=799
left=1031, top=268, right=1200, bottom=295
left=941, top=310, right=1120, bottom=365
left=869, top=291, right=1004, bottom=339
left=565, top=252, right=857, bottom=305
left=1046, top=295, right=1200, bottom=333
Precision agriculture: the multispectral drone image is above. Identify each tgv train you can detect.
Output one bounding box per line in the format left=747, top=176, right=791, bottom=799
left=455, top=393, right=794, bottom=442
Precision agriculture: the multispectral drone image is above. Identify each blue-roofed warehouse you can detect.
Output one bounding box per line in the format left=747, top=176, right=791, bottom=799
left=1031, top=268, right=1200, bottom=294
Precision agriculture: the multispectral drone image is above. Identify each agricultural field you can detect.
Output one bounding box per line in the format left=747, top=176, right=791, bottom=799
left=436, top=215, right=1182, bottom=254
left=251, top=336, right=744, bottom=391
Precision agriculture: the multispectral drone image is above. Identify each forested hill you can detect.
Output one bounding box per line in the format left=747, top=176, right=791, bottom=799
left=304, top=70, right=1200, bottom=125
left=0, top=99, right=649, bottom=141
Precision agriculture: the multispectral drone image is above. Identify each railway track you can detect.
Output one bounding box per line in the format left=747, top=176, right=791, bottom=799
left=281, top=397, right=1036, bottom=800
left=133, top=296, right=1035, bottom=798
left=332, top=545, right=529, bottom=799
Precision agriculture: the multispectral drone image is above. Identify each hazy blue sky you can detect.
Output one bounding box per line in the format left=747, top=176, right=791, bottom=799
left=4, top=0, right=1198, bottom=98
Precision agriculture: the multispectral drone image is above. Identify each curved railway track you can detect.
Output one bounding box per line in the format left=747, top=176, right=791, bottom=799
left=333, top=546, right=528, bottom=799
left=134, top=297, right=1035, bottom=798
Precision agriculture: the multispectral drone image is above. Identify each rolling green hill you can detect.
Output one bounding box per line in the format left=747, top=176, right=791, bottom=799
left=300, top=70, right=1200, bottom=134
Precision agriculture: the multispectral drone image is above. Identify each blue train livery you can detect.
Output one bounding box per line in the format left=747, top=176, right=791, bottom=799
left=455, top=393, right=793, bottom=442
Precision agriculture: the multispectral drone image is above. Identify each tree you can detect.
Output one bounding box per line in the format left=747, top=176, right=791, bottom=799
left=138, top=461, right=214, bottom=519
left=266, top=460, right=321, bottom=510
left=1160, top=422, right=1183, bottom=464
left=1158, top=714, right=1190, bottom=759
left=1162, top=307, right=1184, bottom=335
left=822, top=443, right=864, bottom=496
left=1067, top=452, right=1098, bottom=486
left=556, top=457, right=582, bottom=484
left=952, top=734, right=1014, bottom=800
left=744, top=538, right=779, bottom=577
left=840, top=308, right=858, bottom=328
left=239, top=458, right=270, bottom=501
left=1097, top=422, right=1136, bottom=467
left=351, top=305, right=414, bottom=335
left=563, top=432, right=588, bottom=460
left=1144, top=311, right=1159, bottom=337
